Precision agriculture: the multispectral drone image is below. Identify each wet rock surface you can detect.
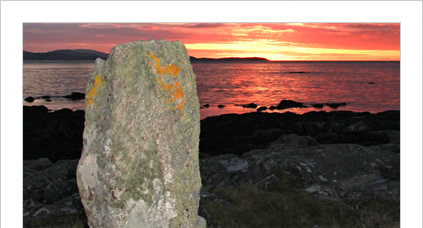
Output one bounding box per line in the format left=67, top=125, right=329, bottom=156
left=77, top=40, right=204, bottom=227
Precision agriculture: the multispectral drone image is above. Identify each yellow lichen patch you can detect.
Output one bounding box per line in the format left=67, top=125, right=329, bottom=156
left=85, top=74, right=103, bottom=106
left=146, top=51, right=186, bottom=112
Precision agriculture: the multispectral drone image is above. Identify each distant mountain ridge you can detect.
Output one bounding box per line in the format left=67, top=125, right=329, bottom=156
left=23, top=49, right=108, bottom=61
left=23, top=49, right=270, bottom=62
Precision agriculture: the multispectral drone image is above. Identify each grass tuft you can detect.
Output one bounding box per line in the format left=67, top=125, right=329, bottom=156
left=200, top=175, right=399, bottom=228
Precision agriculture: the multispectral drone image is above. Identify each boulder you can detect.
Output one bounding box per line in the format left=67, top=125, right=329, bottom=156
left=63, top=92, right=85, bottom=100
left=311, top=103, right=324, bottom=108
left=242, top=103, right=258, bottom=109
left=325, top=102, right=347, bottom=109
left=276, top=100, right=306, bottom=110
left=77, top=40, right=205, bottom=227
left=256, top=106, right=267, bottom=112
left=25, top=96, right=35, bottom=102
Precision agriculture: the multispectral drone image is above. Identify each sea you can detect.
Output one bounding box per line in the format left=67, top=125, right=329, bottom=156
left=23, top=61, right=400, bottom=120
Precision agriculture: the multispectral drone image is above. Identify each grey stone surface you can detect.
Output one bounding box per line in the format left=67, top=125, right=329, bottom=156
left=200, top=134, right=400, bottom=202
left=77, top=40, right=204, bottom=227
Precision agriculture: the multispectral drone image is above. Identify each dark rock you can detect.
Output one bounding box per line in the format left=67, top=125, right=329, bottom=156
left=269, top=105, right=277, bottom=110
left=368, top=82, right=375, bottom=84
left=199, top=110, right=399, bottom=157
left=256, top=106, right=267, bottom=112
left=200, top=142, right=399, bottom=201
left=63, top=92, right=85, bottom=100
left=40, top=95, right=51, bottom=100
left=242, top=103, right=258, bottom=109
left=24, top=105, right=49, bottom=116
left=288, top=71, right=308, bottom=74
left=25, top=96, right=35, bottom=102
left=370, top=143, right=400, bottom=154
left=203, top=104, right=210, bottom=108
left=43, top=179, right=78, bottom=204
left=325, top=102, right=347, bottom=109
left=218, top=104, right=225, bottom=108
left=24, top=106, right=84, bottom=162
left=291, top=121, right=326, bottom=135
left=23, top=159, right=87, bottom=227
left=276, top=100, right=306, bottom=110
left=347, top=179, right=399, bottom=201
left=24, top=158, right=53, bottom=171
left=362, top=130, right=400, bottom=144
left=274, top=134, right=318, bottom=147
left=379, top=158, right=400, bottom=180
left=24, top=193, right=87, bottom=228
left=311, top=103, right=324, bottom=108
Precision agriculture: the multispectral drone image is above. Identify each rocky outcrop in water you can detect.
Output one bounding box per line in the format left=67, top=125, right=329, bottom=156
left=76, top=40, right=205, bottom=227
left=200, top=110, right=399, bottom=157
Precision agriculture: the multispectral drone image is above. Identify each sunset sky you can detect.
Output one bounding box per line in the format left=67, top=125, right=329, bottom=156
left=23, top=23, right=400, bottom=61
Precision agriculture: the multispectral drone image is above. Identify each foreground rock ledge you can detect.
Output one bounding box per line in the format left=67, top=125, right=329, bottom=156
left=77, top=40, right=205, bottom=227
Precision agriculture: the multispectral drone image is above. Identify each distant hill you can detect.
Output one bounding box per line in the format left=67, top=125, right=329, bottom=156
left=189, top=56, right=269, bottom=63
left=23, top=49, right=108, bottom=61
left=23, top=49, right=270, bottom=62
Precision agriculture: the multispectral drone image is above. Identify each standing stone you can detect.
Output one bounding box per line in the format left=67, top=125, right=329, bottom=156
left=77, top=40, right=205, bottom=227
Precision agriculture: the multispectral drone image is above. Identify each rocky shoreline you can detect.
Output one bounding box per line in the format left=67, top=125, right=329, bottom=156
left=23, top=106, right=400, bottom=227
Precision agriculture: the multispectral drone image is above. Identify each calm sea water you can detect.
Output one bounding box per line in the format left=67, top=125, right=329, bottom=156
left=23, top=61, right=400, bottom=119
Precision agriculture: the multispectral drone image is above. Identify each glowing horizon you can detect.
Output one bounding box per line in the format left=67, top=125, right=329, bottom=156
left=23, top=23, right=400, bottom=61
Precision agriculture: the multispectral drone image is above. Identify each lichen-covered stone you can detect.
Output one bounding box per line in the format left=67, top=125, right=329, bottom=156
left=77, top=40, right=205, bottom=227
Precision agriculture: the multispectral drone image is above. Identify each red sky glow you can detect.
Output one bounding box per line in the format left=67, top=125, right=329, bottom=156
left=23, top=23, right=400, bottom=61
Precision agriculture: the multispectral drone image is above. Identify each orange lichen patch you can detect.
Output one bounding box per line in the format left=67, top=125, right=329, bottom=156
left=169, top=64, right=180, bottom=76
left=85, top=74, right=103, bottom=106
left=174, top=82, right=184, bottom=99
left=147, top=51, right=181, bottom=77
left=156, top=77, right=166, bottom=91
left=177, top=104, right=183, bottom=110
left=146, top=51, right=185, bottom=111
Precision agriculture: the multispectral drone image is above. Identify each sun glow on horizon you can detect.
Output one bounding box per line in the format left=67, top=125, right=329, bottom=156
left=23, top=23, right=400, bottom=61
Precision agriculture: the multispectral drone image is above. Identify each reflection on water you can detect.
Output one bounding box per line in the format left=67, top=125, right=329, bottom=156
left=23, top=61, right=400, bottom=119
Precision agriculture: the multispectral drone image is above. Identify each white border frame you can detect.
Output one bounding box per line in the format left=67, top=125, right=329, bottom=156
left=2, top=1, right=422, bottom=227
